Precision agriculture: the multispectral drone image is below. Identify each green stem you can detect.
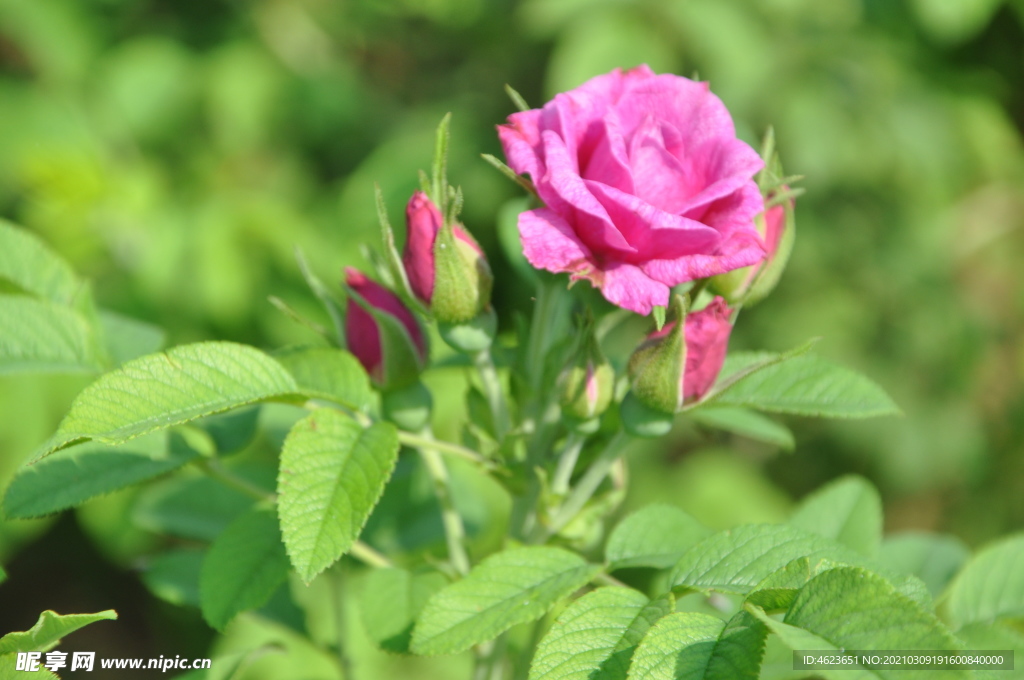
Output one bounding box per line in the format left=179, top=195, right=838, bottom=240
left=473, top=349, right=511, bottom=441
left=331, top=565, right=355, bottom=680
left=194, top=458, right=273, bottom=502
left=349, top=541, right=393, bottom=569
left=550, top=431, right=587, bottom=497
left=538, top=431, right=630, bottom=541
left=473, top=636, right=507, bottom=680
left=396, top=431, right=491, bottom=467
left=415, top=431, right=471, bottom=576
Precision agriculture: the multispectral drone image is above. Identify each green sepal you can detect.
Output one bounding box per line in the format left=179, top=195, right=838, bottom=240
left=344, top=283, right=426, bottom=391
left=628, top=294, right=688, bottom=414
left=744, top=197, right=796, bottom=306
left=559, top=314, right=615, bottom=421
left=431, top=221, right=493, bottom=324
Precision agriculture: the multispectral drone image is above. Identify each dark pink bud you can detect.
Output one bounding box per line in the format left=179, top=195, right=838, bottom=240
left=680, top=298, right=733, bottom=401
left=344, top=268, right=426, bottom=384
left=402, top=190, right=484, bottom=304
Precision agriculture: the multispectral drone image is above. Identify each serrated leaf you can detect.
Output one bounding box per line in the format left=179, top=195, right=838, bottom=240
left=689, top=408, right=795, bottom=451
left=142, top=549, right=204, bottom=607
left=200, top=507, right=290, bottom=631
left=277, top=409, right=399, bottom=582
left=0, top=654, right=60, bottom=679
left=274, top=346, right=373, bottom=411
left=625, top=612, right=729, bottom=679
left=32, top=342, right=300, bottom=462
left=0, top=220, right=83, bottom=306
left=669, top=524, right=871, bottom=595
left=790, top=475, right=882, bottom=557
left=3, top=431, right=200, bottom=519
left=942, top=533, right=1024, bottom=629
left=748, top=567, right=966, bottom=679
left=0, top=610, right=117, bottom=654
left=606, top=505, right=712, bottom=570
left=361, top=568, right=448, bottom=654
left=132, top=474, right=257, bottom=541
left=709, top=354, right=900, bottom=419
left=879, top=532, right=970, bottom=597
left=529, top=587, right=672, bottom=680
left=0, top=295, right=103, bottom=374
left=411, top=546, right=600, bottom=656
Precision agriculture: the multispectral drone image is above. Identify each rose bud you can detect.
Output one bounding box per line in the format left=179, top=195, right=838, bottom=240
left=344, top=267, right=427, bottom=390
left=558, top=319, right=615, bottom=425
left=627, top=295, right=733, bottom=414
left=402, top=190, right=493, bottom=324
left=711, top=190, right=795, bottom=305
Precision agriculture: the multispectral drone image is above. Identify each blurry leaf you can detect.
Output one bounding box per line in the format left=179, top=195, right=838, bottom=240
left=277, top=409, right=399, bottom=582
left=748, top=568, right=965, bottom=679
left=132, top=475, right=255, bottom=542
left=709, top=354, right=900, bottom=419
left=626, top=610, right=763, bottom=680
left=789, top=475, right=882, bottom=557
left=942, top=534, right=1024, bottom=629
left=0, top=296, right=103, bottom=374
left=200, top=507, right=289, bottom=631
left=878, top=532, right=970, bottom=597
left=957, top=622, right=1024, bottom=680
left=196, top=406, right=261, bottom=456
left=360, top=568, right=448, bottom=654
left=529, top=587, right=671, bottom=680
left=0, top=610, right=117, bottom=654
left=606, top=504, right=712, bottom=570
left=273, top=346, right=373, bottom=412
left=497, top=198, right=539, bottom=285
left=97, top=309, right=165, bottom=366
left=910, top=0, right=1003, bottom=44
left=690, top=408, right=795, bottom=451
left=32, top=342, right=300, bottom=461
left=0, top=220, right=83, bottom=305
left=142, top=549, right=204, bottom=607
left=411, top=546, right=600, bottom=656
left=0, top=654, right=59, bottom=679
left=3, top=431, right=199, bottom=519
left=669, top=524, right=871, bottom=595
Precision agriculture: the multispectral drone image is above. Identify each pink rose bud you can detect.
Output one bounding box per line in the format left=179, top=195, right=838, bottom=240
left=344, top=268, right=427, bottom=389
left=402, top=191, right=493, bottom=323
left=628, top=296, right=733, bottom=413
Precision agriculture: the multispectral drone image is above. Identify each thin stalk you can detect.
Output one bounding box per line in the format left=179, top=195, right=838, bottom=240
left=473, top=349, right=511, bottom=441
left=349, top=541, right=393, bottom=569
left=473, top=635, right=507, bottom=680
left=331, top=565, right=355, bottom=680
left=396, top=431, right=491, bottom=467
left=550, top=431, right=587, bottom=497
left=194, top=458, right=274, bottom=502
left=415, top=431, right=471, bottom=575
left=538, top=432, right=630, bottom=541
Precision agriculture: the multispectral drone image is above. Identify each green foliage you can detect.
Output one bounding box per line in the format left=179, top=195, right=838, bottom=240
left=273, top=346, right=374, bottom=412
left=626, top=611, right=760, bottom=680
left=606, top=505, right=712, bottom=570
left=141, top=549, right=204, bottom=607
left=942, top=534, right=1024, bottom=630
left=879, top=532, right=970, bottom=597
left=689, top=407, right=795, bottom=451
left=0, top=609, right=117, bottom=654
left=361, top=568, right=449, bottom=654
left=789, top=475, right=883, bottom=557
left=199, top=507, right=290, bottom=631
left=277, top=409, right=399, bottom=582
left=411, top=546, right=600, bottom=656
left=0, top=296, right=103, bottom=375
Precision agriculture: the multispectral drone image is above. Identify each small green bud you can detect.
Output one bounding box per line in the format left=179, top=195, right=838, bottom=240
left=627, top=295, right=688, bottom=414
left=431, top=221, right=493, bottom=324
left=558, top=316, right=614, bottom=422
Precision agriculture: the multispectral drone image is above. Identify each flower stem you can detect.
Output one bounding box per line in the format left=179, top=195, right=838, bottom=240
left=348, top=541, right=393, bottom=569
left=550, top=431, right=587, bottom=497
left=331, top=565, right=355, bottom=680
left=194, top=458, right=274, bottom=502
left=414, top=430, right=471, bottom=576
left=396, top=430, right=491, bottom=467
left=538, top=431, right=631, bottom=541
left=473, top=349, right=511, bottom=441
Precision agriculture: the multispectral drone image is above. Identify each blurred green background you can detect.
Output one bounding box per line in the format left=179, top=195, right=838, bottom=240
left=1, top=0, right=1023, bottom=675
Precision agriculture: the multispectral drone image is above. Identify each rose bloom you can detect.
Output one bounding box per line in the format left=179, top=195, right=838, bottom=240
left=499, top=65, right=766, bottom=315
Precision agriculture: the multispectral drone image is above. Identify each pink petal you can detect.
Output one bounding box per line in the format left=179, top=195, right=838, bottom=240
left=403, top=191, right=443, bottom=303
left=599, top=262, right=669, bottom=315
left=627, top=116, right=700, bottom=214
left=580, top=111, right=634, bottom=195
left=498, top=109, right=544, bottom=180
left=683, top=298, right=733, bottom=400
left=517, top=207, right=593, bottom=274
left=615, top=75, right=737, bottom=152
left=677, top=138, right=764, bottom=219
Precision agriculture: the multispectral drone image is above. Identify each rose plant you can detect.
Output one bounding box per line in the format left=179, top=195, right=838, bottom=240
left=2, top=68, right=1022, bottom=679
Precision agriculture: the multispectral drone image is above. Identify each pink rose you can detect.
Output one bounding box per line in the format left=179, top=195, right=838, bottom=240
left=498, top=65, right=766, bottom=315
left=402, top=190, right=485, bottom=304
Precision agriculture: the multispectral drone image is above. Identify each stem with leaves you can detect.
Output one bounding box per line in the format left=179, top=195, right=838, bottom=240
left=415, top=429, right=472, bottom=576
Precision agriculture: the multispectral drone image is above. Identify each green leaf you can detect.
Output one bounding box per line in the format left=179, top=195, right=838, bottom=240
left=879, top=532, right=970, bottom=598
left=942, top=533, right=1024, bottom=629
left=0, top=220, right=83, bottom=306
left=529, top=587, right=672, bottom=680
left=747, top=567, right=965, bottom=679
left=200, top=507, right=290, bottom=631
left=956, top=622, right=1024, bottom=680
left=3, top=431, right=200, bottom=519
left=669, top=524, right=871, bottom=595
left=0, top=610, right=118, bottom=654
left=689, top=408, right=795, bottom=451
left=606, top=505, right=713, bottom=570
left=277, top=409, right=399, bottom=582
left=274, top=346, right=373, bottom=411
left=197, top=406, right=261, bottom=456
left=708, top=354, right=900, bottom=419
left=360, top=568, right=448, bottom=654
left=625, top=612, right=731, bottom=679
left=132, top=474, right=257, bottom=541
left=97, top=309, right=165, bottom=366
left=411, top=546, right=601, bottom=656
left=142, top=549, right=204, bottom=607
left=32, top=342, right=300, bottom=461
left=790, top=475, right=882, bottom=557
left=0, top=566, right=5, bottom=585
left=0, top=655, right=59, bottom=679
left=0, top=295, right=103, bottom=374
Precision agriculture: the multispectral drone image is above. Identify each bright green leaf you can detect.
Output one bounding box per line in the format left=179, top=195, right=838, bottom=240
left=529, top=587, right=672, bottom=680
left=942, top=534, right=1024, bottom=629
left=361, top=568, right=448, bottom=654
left=0, top=296, right=102, bottom=375
left=3, top=431, right=199, bottom=519
left=625, top=612, right=727, bottom=679
left=200, top=507, right=290, bottom=631
left=606, top=505, right=712, bottom=570
left=790, top=475, right=882, bottom=557
left=411, top=546, right=600, bottom=656
left=0, top=220, right=82, bottom=306
left=31, top=342, right=300, bottom=461
left=0, top=610, right=118, bottom=654
left=689, top=407, right=795, bottom=451
left=709, top=354, right=900, bottom=419
left=879, top=532, right=970, bottom=597
left=274, top=346, right=373, bottom=411
left=0, top=654, right=60, bottom=679
left=277, top=409, right=399, bottom=582
left=956, top=622, right=1024, bottom=680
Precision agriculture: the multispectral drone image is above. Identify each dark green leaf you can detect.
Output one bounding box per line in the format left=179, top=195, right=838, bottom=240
left=361, top=568, right=448, bottom=654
